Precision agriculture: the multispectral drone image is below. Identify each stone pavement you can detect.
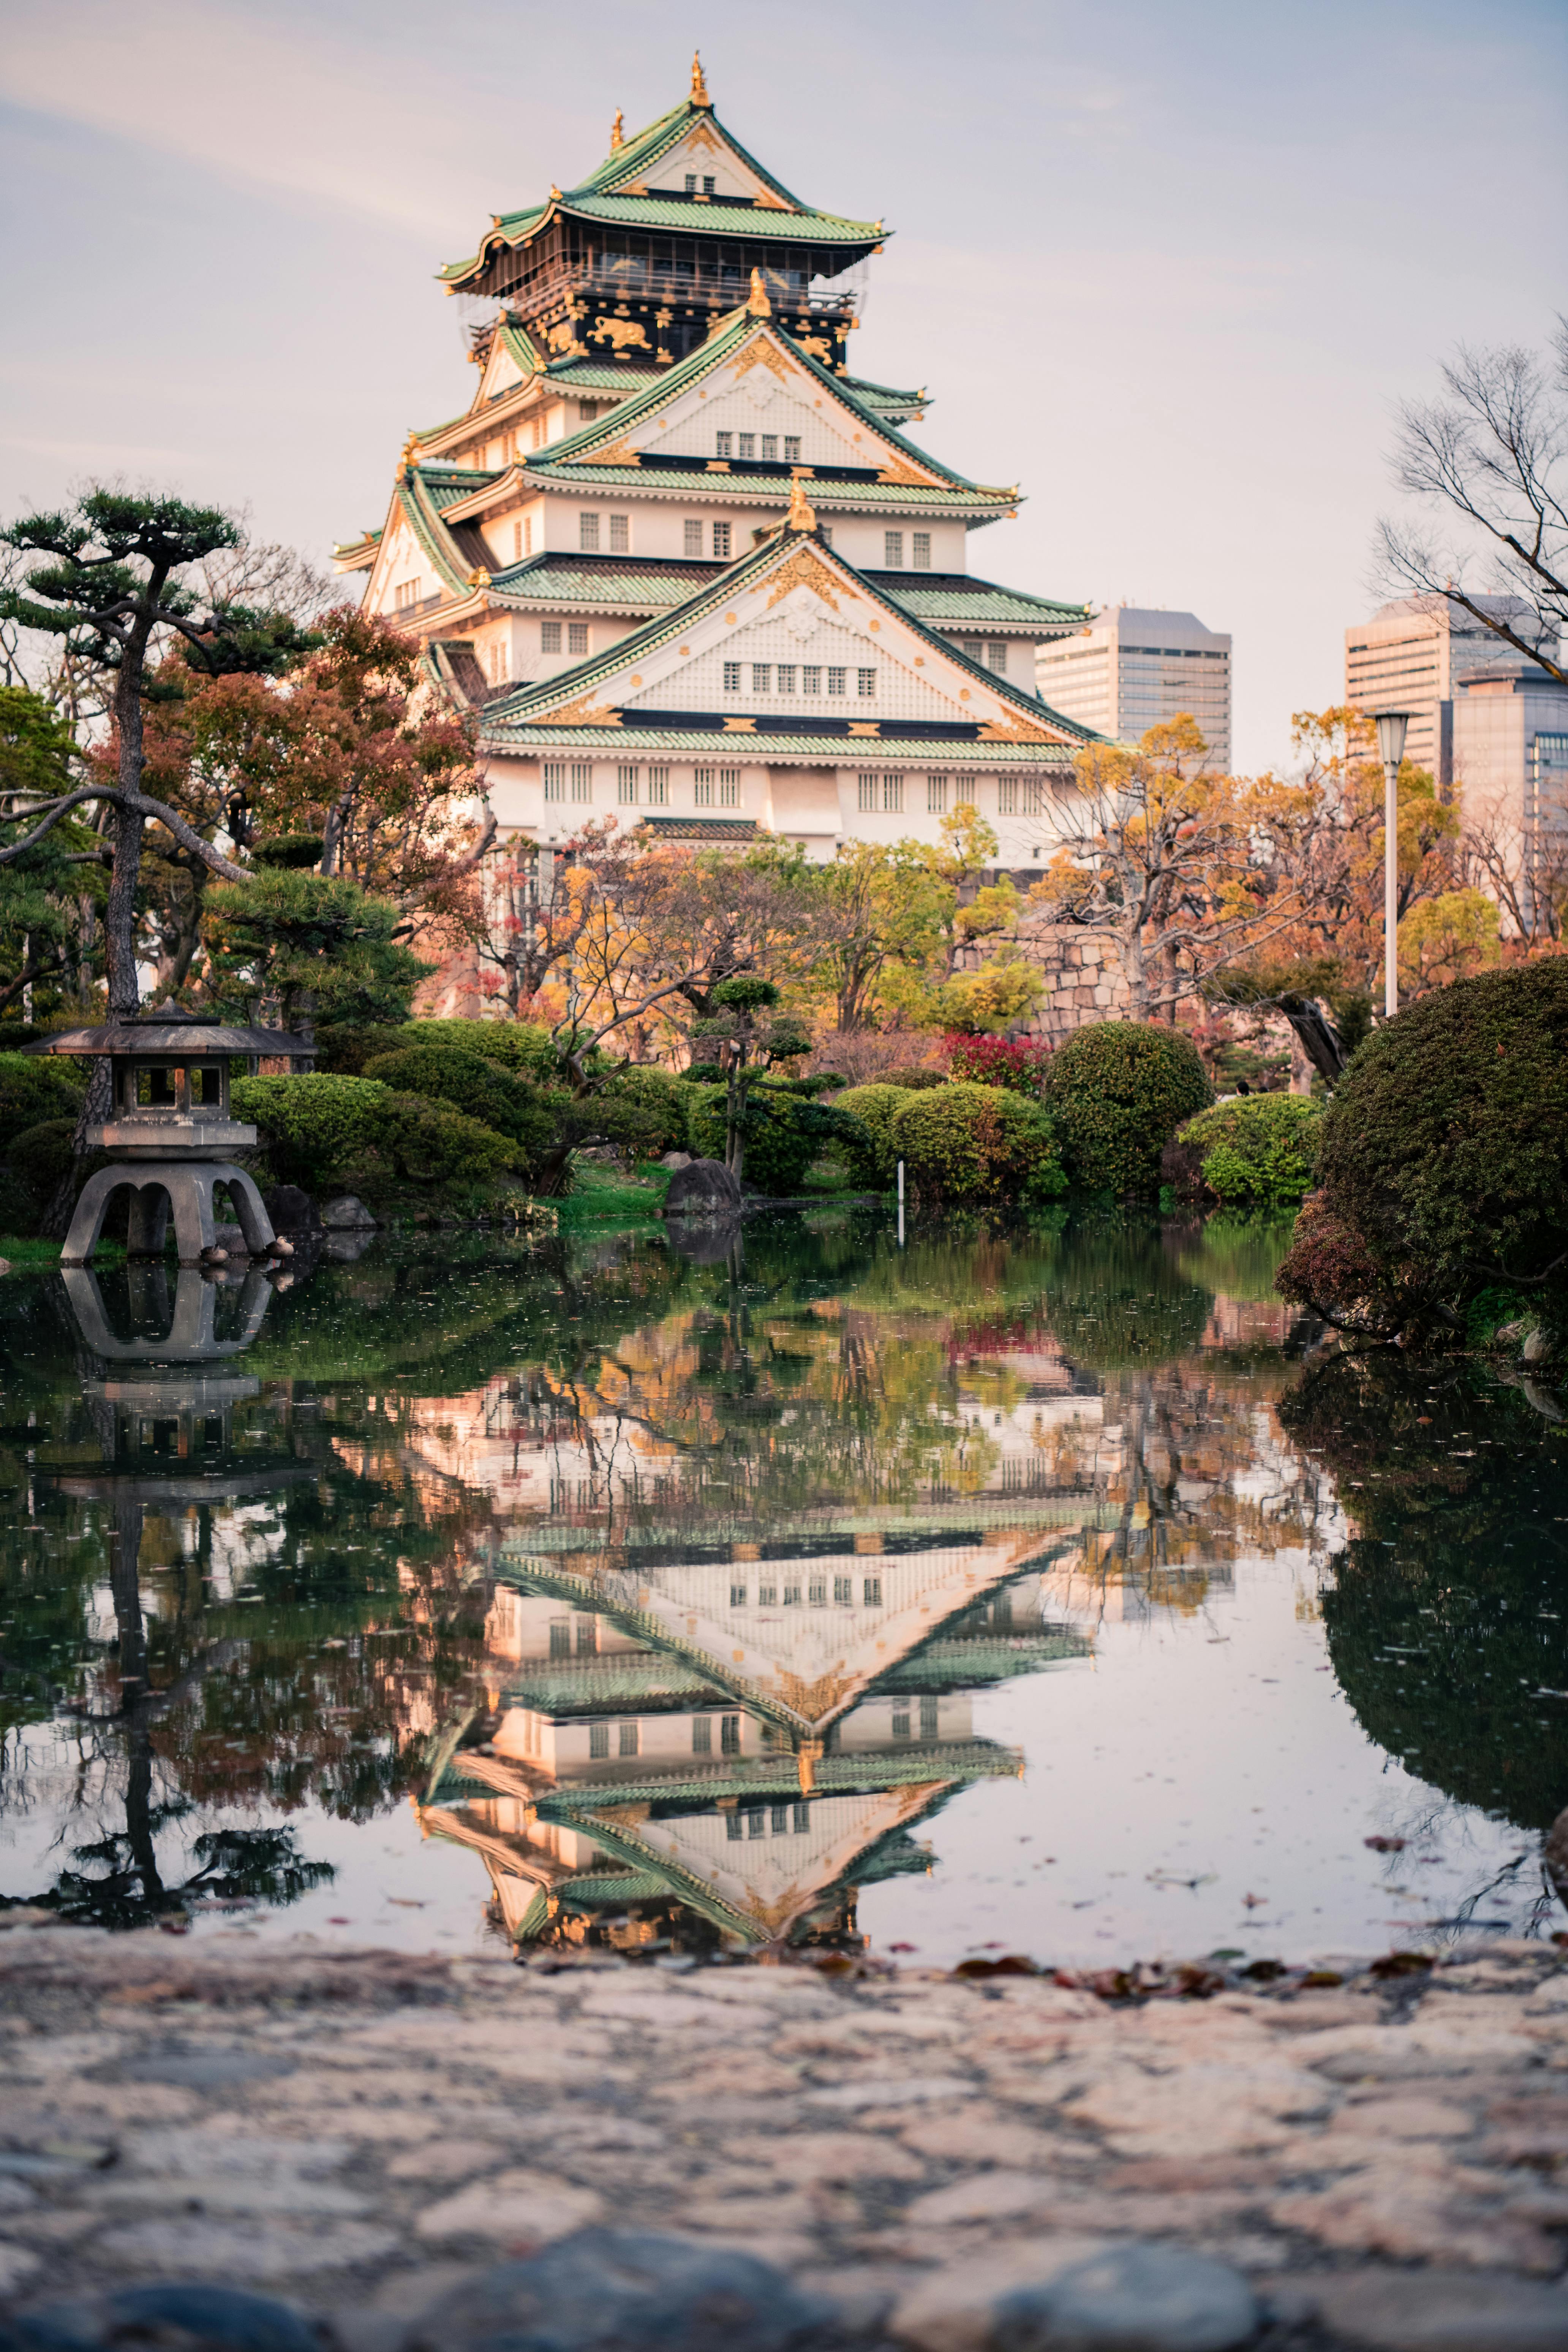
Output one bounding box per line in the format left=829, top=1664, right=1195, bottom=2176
left=2, top=1917, right=1568, bottom=2349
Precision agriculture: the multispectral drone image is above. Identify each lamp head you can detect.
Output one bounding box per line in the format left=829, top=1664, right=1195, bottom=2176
left=1375, top=710, right=1410, bottom=770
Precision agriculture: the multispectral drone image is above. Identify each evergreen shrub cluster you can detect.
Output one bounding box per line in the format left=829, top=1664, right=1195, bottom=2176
left=1046, top=1021, right=1212, bottom=1195
left=945, top=1034, right=1052, bottom=1093
left=893, top=1081, right=1066, bottom=1207
left=1169, top=1094, right=1323, bottom=1209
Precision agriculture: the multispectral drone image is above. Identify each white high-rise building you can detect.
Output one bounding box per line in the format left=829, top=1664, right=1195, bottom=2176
left=1035, top=607, right=1232, bottom=768
left=1344, top=594, right=1544, bottom=788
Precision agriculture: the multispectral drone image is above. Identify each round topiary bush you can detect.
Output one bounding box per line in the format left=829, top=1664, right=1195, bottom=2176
left=1046, top=1021, right=1212, bottom=1196
left=890, top=1081, right=1066, bottom=1208
left=362, top=1046, right=550, bottom=1153
left=1172, top=1093, right=1323, bottom=1209
left=833, top=1084, right=914, bottom=1187
left=686, top=1082, right=823, bottom=1196
left=232, top=1073, right=393, bottom=1192
left=1277, top=959, right=1568, bottom=1337
left=597, top=1067, right=694, bottom=1159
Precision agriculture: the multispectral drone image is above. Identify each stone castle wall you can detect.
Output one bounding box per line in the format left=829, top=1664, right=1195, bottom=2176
left=953, top=919, right=1132, bottom=1042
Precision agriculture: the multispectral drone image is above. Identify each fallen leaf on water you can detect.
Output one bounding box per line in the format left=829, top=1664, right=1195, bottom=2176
left=1364, top=1835, right=1407, bottom=1852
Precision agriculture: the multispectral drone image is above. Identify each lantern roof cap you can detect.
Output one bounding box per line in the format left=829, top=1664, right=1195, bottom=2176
left=22, top=1005, right=317, bottom=1059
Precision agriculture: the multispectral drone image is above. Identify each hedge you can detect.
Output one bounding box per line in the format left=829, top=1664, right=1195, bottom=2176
left=1173, top=1093, right=1323, bottom=1208
left=686, top=1081, right=828, bottom=1197
left=362, top=1046, right=554, bottom=1154
left=833, top=1084, right=915, bottom=1188
left=1046, top=1021, right=1212, bottom=1195
left=890, top=1081, right=1066, bottom=1208
left=232, top=1072, right=518, bottom=1193
left=0, top=1051, right=84, bottom=1155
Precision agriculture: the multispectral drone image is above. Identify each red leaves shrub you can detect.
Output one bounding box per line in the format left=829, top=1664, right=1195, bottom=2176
left=944, top=1033, right=1052, bottom=1093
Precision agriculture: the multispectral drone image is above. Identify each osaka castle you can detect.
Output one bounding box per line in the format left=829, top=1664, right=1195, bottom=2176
left=334, top=57, right=1097, bottom=864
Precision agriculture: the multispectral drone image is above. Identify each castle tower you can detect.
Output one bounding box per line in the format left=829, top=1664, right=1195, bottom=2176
left=336, top=65, right=1098, bottom=873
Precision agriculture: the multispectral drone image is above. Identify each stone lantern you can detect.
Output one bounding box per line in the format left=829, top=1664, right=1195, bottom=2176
left=25, top=1005, right=316, bottom=1267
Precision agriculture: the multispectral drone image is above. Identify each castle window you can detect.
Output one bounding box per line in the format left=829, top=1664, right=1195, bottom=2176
left=589, top=1723, right=610, bottom=1759
left=647, top=766, right=669, bottom=805
left=921, top=1696, right=940, bottom=1737
left=684, top=519, right=704, bottom=556
left=783, top=1583, right=801, bottom=1605
left=712, top=522, right=732, bottom=559
left=751, top=664, right=771, bottom=693
left=541, top=620, right=562, bottom=652
left=716, top=433, right=733, bottom=459
left=568, top=621, right=588, bottom=653
left=692, top=1716, right=713, bottom=1754
left=772, top=1804, right=790, bottom=1834
left=758, top=1583, right=776, bottom=1605
left=760, top=435, right=778, bottom=462
left=719, top=768, right=741, bottom=807
left=726, top=1811, right=743, bottom=1839
left=863, top=1576, right=882, bottom=1604
left=809, top=1581, right=826, bottom=1606
left=394, top=579, right=422, bottom=610
left=776, top=665, right=796, bottom=694
left=793, top=1802, right=810, bottom=1832
left=1024, top=780, right=1046, bottom=818
left=802, top=667, right=821, bottom=695
left=999, top=778, right=1019, bottom=815
left=619, top=1720, right=639, bottom=1757
left=723, top=661, right=741, bottom=692
left=927, top=775, right=948, bottom=812
left=912, top=531, right=931, bottom=569
left=892, top=1707, right=911, bottom=1740
left=738, top=433, right=755, bottom=461
left=685, top=174, right=697, bottom=192
left=730, top=1583, right=746, bottom=1607
left=858, top=774, right=877, bottom=812
left=695, top=769, right=715, bottom=806
left=703, top=175, right=716, bottom=195
left=571, top=763, right=593, bottom=803
left=834, top=1576, right=852, bottom=1603
left=987, top=641, right=1008, bottom=673
left=827, top=668, right=847, bottom=696
left=544, top=763, right=566, bottom=801
left=609, top=514, right=629, bottom=553
left=617, top=765, right=639, bottom=804
left=721, top=1713, right=741, bottom=1754
left=580, top=512, right=601, bottom=551
left=748, top=1809, right=766, bottom=1838
left=549, top=1621, right=571, bottom=1658
left=883, top=775, right=903, bottom=812
left=784, top=436, right=801, bottom=463
left=512, top=519, right=529, bottom=560
left=858, top=667, right=876, bottom=697
left=884, top=531, right=904, bottom=567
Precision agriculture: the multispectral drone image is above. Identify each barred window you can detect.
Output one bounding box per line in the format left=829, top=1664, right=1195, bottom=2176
left=783, top=1583, right=801, bottom=1605
left=833, top=1575, right=852, bottom=1604
left=884, top=531, right=904, bottom=567
left=543, top=762, right=566, bottom=802
left=863, top=1576, right=882, bottom=1605
left=723, top=661, right=741, bottom=692
left=571, top=763, right=593, bottom=804
left=793, top=1800, right=810, bottom=1831
left=737, top=433, right=755, bottom=461
left=703, top=174, right=716, bottom=194
left=751, top=664, right=771, bottom=693
left=927, top=774, right=948, bottom=812
left=568, top=621, right=588, bottom=654
left=394, top=579, right=422, bottom=609
left=609, top=514, right=629, bottom=553
left=541, top=620, right=562, bottom=652
left=692, top=1716, right=712, bottom=1754
left=530, top=414, right=545, bottom=450
left=715, top=432, right=733, bottom=459
left=1023, top=779, right=1046, bottom=817
left=713, top=522, right=732, bottom=559
left=986, top=641, right=1008, bottom=673
left=719, top=768, right=741, bottom=808
left=694, top=768, right=715, bottom=806
left=730, top=1582, right=746, bottom=1606
left=858, top=773, right=877, bottom=812
left=999, top=778, right=1019, bottom=815
left=883, top=775, right=903, bottom=812
left=809, top=1581, right=826, bottom=1606
left=758, top=1584, right=776, bottom=1605
left=802, top=666, right=822, bottom=695
left=684, top=519, right=704, bottom=557
left=772, top=1803, right=789, bottom=1833
left=892, top=1707, right=911, bottom=1740
left=784, top=436, right=801, bottom=463
left=513, top=517, right=532, bottom=560
left=827, top=667, right=847, bottom=696
left=579, top=512, right=601, bottom=551
left=720, top=1713, right=741, bottom=1755
left=921, top=1695, right=940, bottom=1737
left=858, top=667, right=876, bottom=697
left=619, top=1720, right=639, bottom=1757
left=616, top=765, right=639, bottom=805
left=748, top=1808, right=765, bottom=1838
left=912, top=531, right=931, bottom=569
left=726, top=1811, right=743, bottom=1840
left=760, top=435, right=778, bottom=461
left=776, top=664, right=796, bottom=694
left=589, top=1723, right=610, bottom=1759
left=685, top=173, right=698, bottom=193
left=646, top=766, right=669, bottom=806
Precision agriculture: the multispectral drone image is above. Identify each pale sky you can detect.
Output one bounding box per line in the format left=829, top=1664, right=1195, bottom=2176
left=1, top=0, right=1563, bottom=774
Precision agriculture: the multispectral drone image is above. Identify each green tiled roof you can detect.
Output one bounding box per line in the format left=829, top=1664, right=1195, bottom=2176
left=545, top=362, right=665, bottom=394
left=419, top=467, right=495, bottom=512
left=503, top=1500, right=1113, bottom=1552
left=563, top=194, right=876, bottom=242
left=843, top=372, right=928, bottom=416
left=504, top=1660, right=719, bottom=1711
left=640, top=816, right=759, bottom=840
left=873, top=574, right=1090, bottom=630
left=490, top=552, right=718, bottom=610
left=438, top=1739, right=1017, bottom=1812
left=510, top=462, right=1007, bottom=512
left=480, top=726, right=1082, bottom=765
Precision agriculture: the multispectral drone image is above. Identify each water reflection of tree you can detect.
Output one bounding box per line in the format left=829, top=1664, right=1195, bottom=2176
left=1280, top=1353, right=1568, bottom=1833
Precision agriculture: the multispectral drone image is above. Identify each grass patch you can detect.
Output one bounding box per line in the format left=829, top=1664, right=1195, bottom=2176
left=555, top=1162, right=671, bottom=1227
left=0, top=1235, right=126, bottom=1268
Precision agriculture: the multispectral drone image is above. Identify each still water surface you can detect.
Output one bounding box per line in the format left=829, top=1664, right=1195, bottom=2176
left=2, top=1210, right=1564, bottom=1966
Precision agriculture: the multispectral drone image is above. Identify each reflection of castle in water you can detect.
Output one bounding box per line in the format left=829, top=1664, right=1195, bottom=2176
left=421, top=1521, right=1092, bottom=1953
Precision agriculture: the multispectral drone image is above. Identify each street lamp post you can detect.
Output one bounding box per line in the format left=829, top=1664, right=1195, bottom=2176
left=1375, top=711, right=1410, bottom=1020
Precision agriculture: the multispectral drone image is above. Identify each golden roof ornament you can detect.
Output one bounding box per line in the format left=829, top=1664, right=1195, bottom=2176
left=690, top=49, right=711, bottom=107
left=609, top=108, right=624, bottom=151
left=746, top=267, right=772, bottom=318
left=786, top=476, right=817, bottom=534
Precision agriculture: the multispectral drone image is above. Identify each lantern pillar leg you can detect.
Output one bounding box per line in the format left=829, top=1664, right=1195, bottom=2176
left=62, top=1167, right=133, bottom=1266
left=126, top=1186, right=171, bottom=1258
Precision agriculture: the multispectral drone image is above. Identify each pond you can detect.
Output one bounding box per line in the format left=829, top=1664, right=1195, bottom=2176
left=2, top=1209, right=1564, bottom=1969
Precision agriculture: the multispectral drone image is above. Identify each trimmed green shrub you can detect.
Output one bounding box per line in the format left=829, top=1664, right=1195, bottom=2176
left=5, top=1117, right=78, bottom=1223
left=1047, top=1021, right=1212, bottom=1195
left=891, top=1081, right=1067, bottom=1208
left=598, top=1067, right=693, bottom=1158
left=686, top=1082, right=836, bottom=1197
left=362, top=1046, right=553, bottom=1155
left=397, top=1018, right=560, bottom=1081
left=834, top=1084, right=914, bottom=1187
left=378, top=1093, right=519, bottom=1186
left=1276, top=959, right=1568, bottom=1339
left=1174, top=1094, right=1323, bottom=1208
left=232, top=1073, right=395, bottom=1192
left=0, top=1051, right=83, bottom=1154
left=313, top=1024, right=408, bottom=1076
left=877, top=1066, right=947, bottom=1092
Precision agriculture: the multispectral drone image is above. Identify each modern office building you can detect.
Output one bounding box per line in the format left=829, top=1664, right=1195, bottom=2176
left=1344, top=594, right=1544, bottom=789
left=1034, top=607, right=1232, bottom=768
left=1453, top=664, right=1568, bottom=924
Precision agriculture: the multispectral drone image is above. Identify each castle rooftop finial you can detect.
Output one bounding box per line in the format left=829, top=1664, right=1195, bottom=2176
left=690, top=49, right=711, bottom=107
left=746, top=267, right=771, bottom=318
left=609, top=107, right=624, bottom=151
left=786, top=476, right=817, bottom=534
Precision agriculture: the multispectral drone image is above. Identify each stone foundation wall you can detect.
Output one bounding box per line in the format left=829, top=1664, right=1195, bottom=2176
left=954, top=920, right=1132, bottom=1041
